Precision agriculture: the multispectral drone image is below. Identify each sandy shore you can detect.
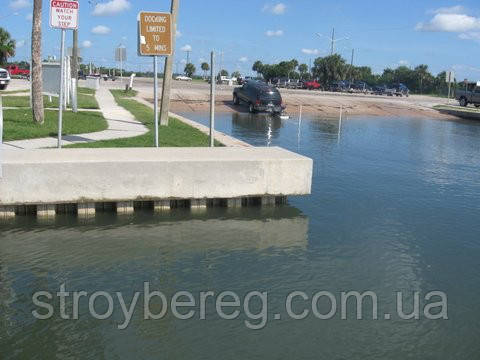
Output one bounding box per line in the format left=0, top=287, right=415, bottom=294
left=130, top=78, right=453, bottom=119
left=4, top=78, right=455, bottom=119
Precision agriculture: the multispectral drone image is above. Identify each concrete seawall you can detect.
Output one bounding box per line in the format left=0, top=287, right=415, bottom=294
left=0, top=147, right=313, bottom=217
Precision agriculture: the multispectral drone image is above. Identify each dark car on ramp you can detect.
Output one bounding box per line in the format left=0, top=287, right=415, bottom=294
left=233, top=80, right=285, bottom=114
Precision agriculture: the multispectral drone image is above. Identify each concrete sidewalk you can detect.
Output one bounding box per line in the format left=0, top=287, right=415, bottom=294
left=1, top=87, right=148, bottom=150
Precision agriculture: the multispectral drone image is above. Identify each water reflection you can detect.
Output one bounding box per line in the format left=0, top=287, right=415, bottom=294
left=2, top=111, right=480, bottom=358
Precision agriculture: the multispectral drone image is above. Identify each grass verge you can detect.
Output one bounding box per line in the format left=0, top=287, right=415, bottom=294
left=434, top=104, right=480, bottom=113
left=78, top=87, right=96, bottom=95
left=0, top=89, right=29, bottom=95
left=3, top=109, right=108, bottom=141
left=2, top=94, right=99, bottom=109
left=68, top=89, right=222, bottom=148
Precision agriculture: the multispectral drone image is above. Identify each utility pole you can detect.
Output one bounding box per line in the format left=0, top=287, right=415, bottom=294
left=159, top=0, right=179, bottom=126
left=350, top=48, right=355, bottom=84
left=331, top=28, right=335, bottom=55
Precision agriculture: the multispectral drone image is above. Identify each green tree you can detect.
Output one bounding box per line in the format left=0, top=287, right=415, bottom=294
left=313, top=54, right=348, bottom=85
left=201, top=62, right=210, bottom=78
left=298, top=63, right=309, bottom=79
left=184, top=63, right=196, bottom=77
left=219, top=69, right=229, bottom=77
left=415, top=64, right=430, bottom=94
left=0, top=28, right=16, bottom=65
left=231, top=71, right=241, bottom=78
left=252, top=60, right=263, bottom=76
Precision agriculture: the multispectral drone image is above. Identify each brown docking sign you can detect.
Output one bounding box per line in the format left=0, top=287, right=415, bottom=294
left=138, top=12, right=172, bottom=56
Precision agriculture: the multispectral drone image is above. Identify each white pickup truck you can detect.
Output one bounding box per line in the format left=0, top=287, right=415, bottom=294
left=0, top=67, right=11, bottom=90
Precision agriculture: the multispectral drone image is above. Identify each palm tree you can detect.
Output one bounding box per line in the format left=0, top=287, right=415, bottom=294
left=298, top=64, right=308, bottom=79
left=313, top=54, right=347, bottom=84
left=415, top=64, right=429, bottom=94
left=0, top=28, right=15, bottom=65
left=31, top=0, right=44, bottom=124
left=201, top=62, right=209, bottom=79
left=184, top=63, right=196, bottom=78
left=252, top=60, right=263, bottom=77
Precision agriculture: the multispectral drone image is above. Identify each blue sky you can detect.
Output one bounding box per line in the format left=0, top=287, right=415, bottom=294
left=3, top=0, right=480, bottom=79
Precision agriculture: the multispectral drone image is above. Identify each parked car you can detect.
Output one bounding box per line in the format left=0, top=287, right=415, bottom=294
left=286, top=79, right=302, bottom=89
left=351, top=81, right=371, bottom=93
left=373, top=85, right=396, bottom=96
left=233, top=80, right=285, bottom=114
left=329, top=81, right=348, bottom=92
left=175, top=75, right=192, bottom=81
left=456, top=82, right=480, bottom=107
left=0, top=67, right=11, bottom=90
left=303, top=80, right=322, bottom=90
left=7, top=64, right=30, bottom=79
left=392, top=83, right=409, bottom=97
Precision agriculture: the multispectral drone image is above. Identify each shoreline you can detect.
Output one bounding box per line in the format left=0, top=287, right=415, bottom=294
left=154, top=96, right=456, bottom=120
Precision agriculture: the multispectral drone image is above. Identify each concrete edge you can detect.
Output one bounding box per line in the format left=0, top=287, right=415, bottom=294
left=134, top=96, right=252, bottom=147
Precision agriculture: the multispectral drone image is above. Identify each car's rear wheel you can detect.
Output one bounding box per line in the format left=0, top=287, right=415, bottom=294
left=233, top=94, right=240, bottom=105
left=460, top=97, right=468, bottom=107
left=475, top=104, right=480, bottom=108
left=0, top=84, right=6, bottom=90
left=249, top=103, right=256, bottom=114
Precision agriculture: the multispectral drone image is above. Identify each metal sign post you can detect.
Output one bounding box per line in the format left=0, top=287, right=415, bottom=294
left=446, top=71, right=455, bottom=105
left=137, top=11, right=173, bottom=147
left=49, top=0, right=79, bottom=149
left=115, top=46, right=127, bottom=84
left=154, top=56, right=159, bottom=147
left=58, top=29, right=66, bottom=148
left=209, top=51, right=215, bottom=147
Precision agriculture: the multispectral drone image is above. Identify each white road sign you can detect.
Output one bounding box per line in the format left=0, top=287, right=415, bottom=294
left=446, top=71, right=455, bottom=84
left=50, top=0, right=79, bottom=30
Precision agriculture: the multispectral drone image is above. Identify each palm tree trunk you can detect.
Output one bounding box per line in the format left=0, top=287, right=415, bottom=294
left=31, top=0, right=44, bottom=124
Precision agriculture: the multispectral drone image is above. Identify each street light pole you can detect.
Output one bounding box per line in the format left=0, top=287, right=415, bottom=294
left=331, top=28, right=335, bottom=55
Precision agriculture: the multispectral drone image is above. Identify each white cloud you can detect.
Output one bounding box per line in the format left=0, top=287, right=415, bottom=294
left=91, top=25, right=111, bottom=35
left=9, top=0, right=30, bottom=10
left=92, top=0, right=131, bottom=16
left=180, top=44, right=192, bottom=51
left=25, top=13, right=32, bottom=21
left=16, top=39, right=25, bottom=48
left=198, top=57, right=206, bottom=63
left=176, top=30, right=182, bottom=38
left=266, top=30, right=283, bottom=37
left=301, top=48, right=320, bottom=55
left=459, top=32, right=480, bottom=41
left=180, top=59, right=187, bottom=64
left=82, top=40, right=93, bottom=48
left=239, top=57, right=248, bottom=63
left=430, top=6, right=465, bottom=15
left=262, top=3, right=286, bottom=15
left=416, top=6, right=480, bottom=33
left=398, top=60, right=410, bottom=66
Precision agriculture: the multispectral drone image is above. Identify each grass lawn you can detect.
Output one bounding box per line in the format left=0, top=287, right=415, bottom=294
left=2, top=94, right=99, bottom=109
left=0, top=89, right=29, bottom=95
left=78, top=87, right=96, bottom=95
left=3, top=109, right=108, bottom=141
left=68, top=89, right=222, bottom=148
left=434, top=104, right=480, bottom=113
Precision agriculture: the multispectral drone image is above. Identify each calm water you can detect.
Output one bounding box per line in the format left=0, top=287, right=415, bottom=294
left=1, top=112, right=480, bottom=359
